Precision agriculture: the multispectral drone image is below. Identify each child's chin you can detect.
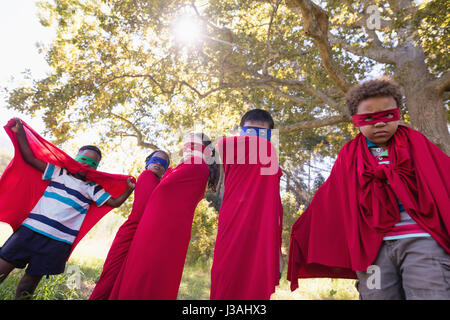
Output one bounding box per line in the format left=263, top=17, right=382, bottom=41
left=149, top=168, right=161, bottom=176
left=370, top=136, right=392, bottom=146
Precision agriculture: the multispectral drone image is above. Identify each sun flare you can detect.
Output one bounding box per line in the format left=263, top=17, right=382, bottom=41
left=173, top=15, right=202, bottom=45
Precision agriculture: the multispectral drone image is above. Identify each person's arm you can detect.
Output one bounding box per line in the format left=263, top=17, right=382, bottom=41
left=10, top=118, right=47, bottom=173
left=105, top=177, right=136, bottom=208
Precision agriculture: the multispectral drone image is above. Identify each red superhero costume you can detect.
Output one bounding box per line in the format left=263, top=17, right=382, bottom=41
left=210, top=135, right=283, bottom=300
left=109, top=155, right=209, bottom=299
left=89, top=170, right=160, bottom=300
left=287, top=126, right=450, bottom=291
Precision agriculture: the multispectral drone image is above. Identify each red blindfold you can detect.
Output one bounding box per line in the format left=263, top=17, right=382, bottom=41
left=184, top=142, right=206, bottom=151
left=183, top=142, right=213, bottom=157
left=352, top=108, right=401, bottom=127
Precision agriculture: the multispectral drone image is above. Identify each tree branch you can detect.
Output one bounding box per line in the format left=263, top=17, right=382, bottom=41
left=324, top=0, right=398, bottom=65
left=328, top=32, right=396, bottom=65
left=278, top=114, right=350, bottom=133
left=262, top=75, right=349, bottom=115
left=253, top=83, right=311, bottom=106
left=267, top=0, right=281, bottom=43
left=108, top=112, right=159, bottom=150
left=187, top=1, right=349, bottom=114
left=386, top=0, right=417, bottom=38
left=262, top=0, right=282, bottom=75
left=427, top=70, right=450, bottom=95
left=196, top=75, right=348, bottom=115
left=285, top=0, right=351, bottom=92
left=100, top=72, right=346, bottom=117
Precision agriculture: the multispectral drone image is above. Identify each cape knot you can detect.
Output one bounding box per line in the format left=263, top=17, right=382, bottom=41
left=363, top=164, right=389, bottom=181
left=373, top=165, right=387, bottom=180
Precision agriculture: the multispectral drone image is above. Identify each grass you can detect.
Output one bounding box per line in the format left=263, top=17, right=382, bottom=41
left=0, top=268, right=82, bottom=300
left=273, top=276, right=358, bottom=300
left=178, top=265, right=358, bottom=300
left=178, top=261, right=212, bottom=300
left=0, top=219, right=358, bottom=300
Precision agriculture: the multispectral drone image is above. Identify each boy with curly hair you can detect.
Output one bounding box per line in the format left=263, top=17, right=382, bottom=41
left=287, top=77, right=450, bottom=300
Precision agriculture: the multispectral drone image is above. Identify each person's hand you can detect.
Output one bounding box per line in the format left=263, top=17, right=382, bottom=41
left=11, top=118, right=23, bottom=133
left=126, top=177, right=136, bottom=191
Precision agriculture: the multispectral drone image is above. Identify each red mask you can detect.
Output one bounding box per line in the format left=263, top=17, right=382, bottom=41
left=184, top=142, right=206, bottom=152
left=183, top=142, right=213, bottom=158
left=352, top=108, right=401, bottom=127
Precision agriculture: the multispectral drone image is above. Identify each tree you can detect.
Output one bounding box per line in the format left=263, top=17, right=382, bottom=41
left=284, top=0, right=449, bottom=152
left=280, top=192, right=303, bottom=266
left=5, top=0, right=448, bottom=158
left=186, top=198, right=219, bottom=264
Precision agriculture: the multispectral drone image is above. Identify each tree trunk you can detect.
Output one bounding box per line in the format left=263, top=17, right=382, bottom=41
left=404, top=83, right=449, bottom=155
left=395, top=51, right=450, bottom=155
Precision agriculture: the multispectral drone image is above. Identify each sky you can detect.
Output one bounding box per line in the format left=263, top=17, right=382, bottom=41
left=0, top=0, right=55, bottom=153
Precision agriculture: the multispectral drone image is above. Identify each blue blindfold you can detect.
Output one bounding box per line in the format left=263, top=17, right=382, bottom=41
left=145, top=156, right=169, bottom=171
left=240, top=126, right=272, bottom=141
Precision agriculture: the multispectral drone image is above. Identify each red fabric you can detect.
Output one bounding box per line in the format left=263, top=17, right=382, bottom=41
left=287, top=126, right=450, bottom=290
left=89, top=170, right=160, bottom=300
left=352, top=108, right=400, bottom=127
left=183, top=142, right=213, bottom=159
left=210, top=136, right=283, bottom=300
left=0, top=119, right=134, bottom=258
left=109, top=157, right=209, bottom=299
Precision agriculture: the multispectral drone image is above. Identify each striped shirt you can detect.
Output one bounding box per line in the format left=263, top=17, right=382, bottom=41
left=366, top=139, right=431, bottom=240
left=22, top=163, right=111, bottom=244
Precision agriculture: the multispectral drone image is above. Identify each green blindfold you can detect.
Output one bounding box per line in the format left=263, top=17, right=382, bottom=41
left=75, top=154, right=99, bottom=169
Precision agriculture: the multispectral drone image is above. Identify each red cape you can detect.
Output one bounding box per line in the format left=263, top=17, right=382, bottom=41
left=210, top=136, right=283, bottom=300
left=287, top=126, right=450, bottom=291
left=89, top=170, right=160, bottom=300
left=109, top=157, right=209, bottom=300
left=0, top=119, right=134, bottom=258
